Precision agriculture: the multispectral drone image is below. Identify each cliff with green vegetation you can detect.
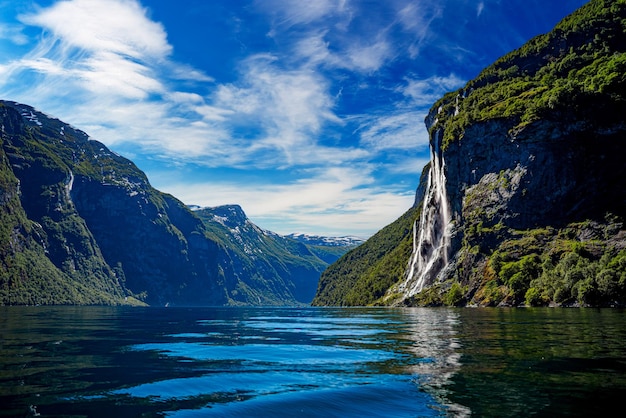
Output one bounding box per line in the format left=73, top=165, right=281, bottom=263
left=0, top=101, right=354, bottom=306
left=313, top=0, right=626, bottom=307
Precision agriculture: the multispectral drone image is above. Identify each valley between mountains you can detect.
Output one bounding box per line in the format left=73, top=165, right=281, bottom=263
left=2, top=0, right=626, bottom=308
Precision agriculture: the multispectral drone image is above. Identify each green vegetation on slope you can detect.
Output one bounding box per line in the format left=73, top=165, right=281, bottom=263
left=195, top=205, right=331, bottom=305
left=434, top=0, right=626, bottom=148
left=312, top=205, right=419, bottom=306
left=0, top=117, right=133, bottom=305
left=417, top=0, right=626, bottom=307
left=405, top=216, right=626, bottom=307
left=1, top=99, right=351, bottom=306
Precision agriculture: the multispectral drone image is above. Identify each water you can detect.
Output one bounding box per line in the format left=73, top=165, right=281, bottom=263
left=1, top=307, right=625, bottom=417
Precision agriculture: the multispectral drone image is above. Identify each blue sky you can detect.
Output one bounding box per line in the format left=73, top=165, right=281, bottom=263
left=0, top=0, right=587, bottom=237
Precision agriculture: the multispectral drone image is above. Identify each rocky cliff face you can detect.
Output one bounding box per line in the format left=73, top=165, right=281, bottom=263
left=0, top=101, right=227, bottom=306
left=313, top=0, right=626, bottom=307
left=396, top=0, right=626, bottom=307
left=396, top=99, right=626, bottom=305
left=0, top=101, right=352, bottom=306
left=1, top=103, right=130, bottom=304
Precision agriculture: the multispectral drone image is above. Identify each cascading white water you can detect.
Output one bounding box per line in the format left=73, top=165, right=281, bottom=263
left=401, top=129, right=452, bottom=297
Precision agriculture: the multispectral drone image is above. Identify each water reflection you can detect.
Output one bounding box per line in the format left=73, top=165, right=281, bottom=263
left=121, top=307, right=464, bottom=416
left=2, top=307, right=624, bottom=417
left=1, top=307, right=463, bottom=417
left=399, top=308, right=470, bottom=417
left=446, top=308, right=626, bottom=417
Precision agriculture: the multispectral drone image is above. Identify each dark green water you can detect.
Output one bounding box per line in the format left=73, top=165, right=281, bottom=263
left=0, top=307, right=624, bottom=417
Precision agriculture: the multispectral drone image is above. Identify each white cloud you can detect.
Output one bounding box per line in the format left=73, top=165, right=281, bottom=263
left=401, top=74, right=465, bottom=106
left=19, top=57, right=67, bottom=76
left=257, top=0, right=350, bottom=28
left=292, top=31, right=393, bottom=74
left=80, top=51, right=164, bottom=99
left=211, top=54, right=350, bottom=165
left=0, top=0, right=226, bottom=158
left=358, top=111, right=429, bottom=151
left=0, top=23, right=28, bottom=45
left=397, top=1, right=435, bottom=38
left=387, top=156, right=430, bottom=175
left=293, top=31, right=332, bottom=67
left=261, top=0, right=398, bottom=74
left=395, top=0, right=442, bottom=58
left=155, top=165, right=415, bottom=237
left=477, top=2, right=485, bottom=17
left=11, top=0, right=178, bottom=103
left=344, top=40, right=393, bottom=73
left=20, top=0, right=171, bottom=59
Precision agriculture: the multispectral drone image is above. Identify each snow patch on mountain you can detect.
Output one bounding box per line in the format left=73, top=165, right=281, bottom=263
left=286, top=233, right=365, bottom=247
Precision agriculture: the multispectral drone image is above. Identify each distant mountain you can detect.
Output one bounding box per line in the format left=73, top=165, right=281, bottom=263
left=192, top=204, right=355, bottom=304
left=0, top=101, right=353, bottom=306
left=313, top=0, right=626, bottom=308
left=286, top=233, right=364, bottom=247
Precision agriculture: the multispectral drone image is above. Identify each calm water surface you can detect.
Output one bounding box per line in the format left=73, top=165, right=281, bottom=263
left=0, top=307, right=625, bottom=417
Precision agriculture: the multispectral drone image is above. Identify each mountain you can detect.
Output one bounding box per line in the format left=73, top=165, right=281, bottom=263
left=193, top=204, right=352, bottom=304
left=313, top=0, right=626, bottom=308
left=285, top=233, right=364, bottom=264
left=0, top=101, right=352, bottom=306
left=286, top=233, right=364, bottom=247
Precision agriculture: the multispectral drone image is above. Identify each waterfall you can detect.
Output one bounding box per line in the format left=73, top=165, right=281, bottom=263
left=401, top=129, right=452, bottom=297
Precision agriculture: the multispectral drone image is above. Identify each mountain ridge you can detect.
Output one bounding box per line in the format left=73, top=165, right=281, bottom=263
left=0, top=101, right=355, bottom=306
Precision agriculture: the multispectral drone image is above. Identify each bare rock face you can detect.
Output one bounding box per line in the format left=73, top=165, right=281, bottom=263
left=443, top=116, right=625, bottom=233
left=397, top=100, right=626, bottom=305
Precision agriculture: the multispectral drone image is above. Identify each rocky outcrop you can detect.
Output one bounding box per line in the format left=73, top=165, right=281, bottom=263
left=397, top=100, right=626, bottom=305
left=1, top=103, right=129, bottom=305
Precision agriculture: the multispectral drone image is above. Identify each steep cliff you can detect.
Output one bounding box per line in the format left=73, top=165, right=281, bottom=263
left=313, top=0, right=626, bottom=307
left=0, top=101, right=350, bottom=306
left=1, top=103, right=135, bottom=305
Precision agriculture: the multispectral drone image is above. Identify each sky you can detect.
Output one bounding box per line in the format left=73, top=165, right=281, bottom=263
left=0, top=0, right=588, bottom=238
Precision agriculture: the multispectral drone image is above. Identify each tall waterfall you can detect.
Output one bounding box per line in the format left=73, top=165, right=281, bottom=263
left=401, top=128, right=452, bottom=297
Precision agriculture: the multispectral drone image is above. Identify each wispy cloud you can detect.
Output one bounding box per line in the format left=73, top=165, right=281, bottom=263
left=400, top=74, right=465, bottom=107
left=395, top=0, right=442, bottom=57
left=257, top=0, right=350, bottom=29
left=205, top=53, right=376, bottom=168
left=477, top=2, right=485, bottom=17
left=0, top=0, right=471, bottom=236
left=357, top=111, right=430, bottom=151
left=19, top=0, right=171, bottom=58
left=0, top=22, right=28, bottom=45
left=343, top=40, right=393, bottom=73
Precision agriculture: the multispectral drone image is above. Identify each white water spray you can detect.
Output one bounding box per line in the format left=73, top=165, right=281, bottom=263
left=401, top=129, right=452, bottom=296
